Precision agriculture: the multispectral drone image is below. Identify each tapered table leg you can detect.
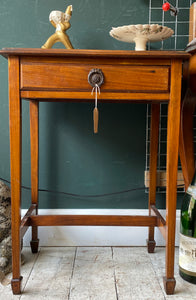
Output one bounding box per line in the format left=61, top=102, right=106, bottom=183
left=30, top=100, right=39, bottom=253
left=9, top=56, right=23, bottom=294
left=147, top=104, right=160, bottom=253
left=163, top=60, right=182, bottom=295
left=179, top=91, right=195, bottom=190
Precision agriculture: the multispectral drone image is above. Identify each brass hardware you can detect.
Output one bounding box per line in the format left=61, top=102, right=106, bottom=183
left=88, top=69, right=104, bottom=88
left=89, top=69, right=104, bottom=134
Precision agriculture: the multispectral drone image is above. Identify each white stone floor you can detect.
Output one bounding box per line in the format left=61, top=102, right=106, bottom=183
left=1, top=247, right=196, bottom=299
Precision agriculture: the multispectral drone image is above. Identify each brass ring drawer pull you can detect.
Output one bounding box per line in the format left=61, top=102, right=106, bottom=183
left=88, top=68, right=104, bottom=87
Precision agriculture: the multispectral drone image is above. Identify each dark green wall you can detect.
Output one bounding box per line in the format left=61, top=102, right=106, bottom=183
left=0, top=1, right=189, bottom=209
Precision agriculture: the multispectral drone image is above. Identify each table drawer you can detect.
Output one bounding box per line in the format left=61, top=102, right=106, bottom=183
left=20, top=62, right=170, bottom=93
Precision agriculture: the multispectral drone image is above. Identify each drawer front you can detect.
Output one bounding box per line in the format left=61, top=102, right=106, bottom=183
left=20, top=62, right=169, bottom=93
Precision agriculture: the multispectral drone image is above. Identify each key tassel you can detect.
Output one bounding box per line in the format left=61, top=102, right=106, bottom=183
left=93, top=107, right=99, bottom=133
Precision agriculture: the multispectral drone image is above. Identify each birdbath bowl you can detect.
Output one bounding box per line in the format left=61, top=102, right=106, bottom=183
left=109, top=24, right=174, bottom=51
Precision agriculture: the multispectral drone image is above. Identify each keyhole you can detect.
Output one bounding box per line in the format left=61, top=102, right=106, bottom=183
left=92, top=74, right=101, bottom=84
left=88, top=69, right=104, bottom=87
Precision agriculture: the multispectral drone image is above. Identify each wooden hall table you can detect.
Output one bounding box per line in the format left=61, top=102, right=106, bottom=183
left=0, top=48, right=190, bottom=295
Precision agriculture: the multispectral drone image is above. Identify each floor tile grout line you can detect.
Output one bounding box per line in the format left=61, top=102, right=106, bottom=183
left=111, top=247, right=119, bottom=300
left=20, top=246, right=41, bottom=297
left=68, top=247, right=77, bottom=300
left=148, top=250, right=167, bottom=300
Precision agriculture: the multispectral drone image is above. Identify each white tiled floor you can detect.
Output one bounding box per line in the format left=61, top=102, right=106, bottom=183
left=1, top=247, right=196, bottom=299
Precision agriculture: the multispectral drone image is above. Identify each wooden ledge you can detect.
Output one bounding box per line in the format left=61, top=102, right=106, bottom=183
left=0, top=48, right=190, bottom=59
